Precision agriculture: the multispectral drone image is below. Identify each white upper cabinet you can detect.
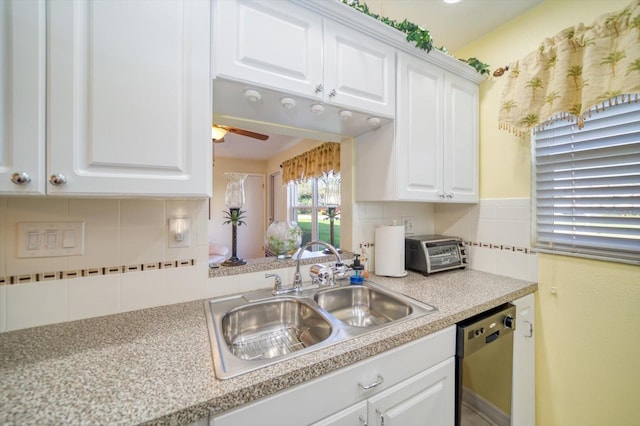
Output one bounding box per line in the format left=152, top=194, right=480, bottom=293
left=213, top=0, right=395, bottom=118
left=46, top=0, right=211, bottom=197
left=355, top=51, right=479, bottom=203
left=323, top=20, right=395, bottom=117
left=213, top=0, right=323, bottom=99
left=0, top=0, right=46, bottom=195
left=1, top=0, right=211, bottom=197
left=395, top=54, right=445, bottom=201
left=443, top=72, right=479, bottom=202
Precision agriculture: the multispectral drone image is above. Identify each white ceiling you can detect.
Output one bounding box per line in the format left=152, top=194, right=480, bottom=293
left=215, top=0, right=543, bottom=160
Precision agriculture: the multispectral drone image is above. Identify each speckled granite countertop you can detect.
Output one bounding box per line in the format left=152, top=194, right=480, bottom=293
left=0, top=270, right=536, bottom=425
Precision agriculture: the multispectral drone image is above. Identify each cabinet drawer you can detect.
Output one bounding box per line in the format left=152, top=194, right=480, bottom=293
left=210, top=325, right=455, bottom=426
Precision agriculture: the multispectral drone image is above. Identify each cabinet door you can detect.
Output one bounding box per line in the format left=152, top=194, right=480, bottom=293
left=214, top=0, right=323, bottom=99
left=323, top=20, right=395, bottom=118
left=0, top=0, right=46, bottom=195
left=311, top=401, right=368, bottom=426
left=443, top=73, right=479, bottom=203
left=47, top=0, right=211, bottom=196
left=395, top=53, right=444, bottom=201
left=367, top=357, right=455, bottom=426
left=511, top=294, right=535, bottom=426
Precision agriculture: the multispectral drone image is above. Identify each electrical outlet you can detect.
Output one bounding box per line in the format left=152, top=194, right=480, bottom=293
left=401, top=216, right=415, bottom=235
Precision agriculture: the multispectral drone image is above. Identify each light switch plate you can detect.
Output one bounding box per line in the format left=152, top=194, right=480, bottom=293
left=401, top=216, right=415, bottom=235
left=17, top=222, right=85, bottom=258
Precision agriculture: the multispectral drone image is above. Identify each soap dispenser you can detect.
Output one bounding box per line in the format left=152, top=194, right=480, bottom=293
left=350, top=254, right=365, bottom=285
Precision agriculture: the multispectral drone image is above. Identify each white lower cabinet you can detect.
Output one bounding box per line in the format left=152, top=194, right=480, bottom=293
left=511, top=294, right=536, bottom=426
left=210, top=326, right=456, bottom=426
left=314, top=358, right=454, bottom=426
left=311, top=401, right=367, bottom=426
left=367, top=358, right=454, bottom=426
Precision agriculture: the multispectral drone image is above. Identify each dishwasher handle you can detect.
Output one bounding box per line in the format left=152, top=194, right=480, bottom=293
left=485, top=330, right=500, bottom=344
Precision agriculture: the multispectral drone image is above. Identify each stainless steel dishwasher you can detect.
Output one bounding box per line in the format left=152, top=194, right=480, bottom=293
left=455, top=303, right=516, bottom=426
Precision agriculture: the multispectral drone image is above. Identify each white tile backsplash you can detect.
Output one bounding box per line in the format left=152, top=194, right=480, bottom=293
left=436, top=198, right=537, bottom=282
left=68, top=226, right=120, bottom=270
left=68, top=274, right=120, bottom=321
left=166, top=264, right=206, bottom=304
left=120, top=269, right=167, bottom=313
left=0, top=198, right=210, bottom=331
left=6, top=280, right=68, bottom=331
left=68, top=199, right=120, bottom=228
left=0, top=197, right=536, bottom=332
left=120, top=226, right=166, bottom=264
left=121, top=199, right=165, bottom=228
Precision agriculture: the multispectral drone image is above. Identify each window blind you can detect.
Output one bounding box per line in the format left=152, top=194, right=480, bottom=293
left=532, top=97, right=640, bottom=265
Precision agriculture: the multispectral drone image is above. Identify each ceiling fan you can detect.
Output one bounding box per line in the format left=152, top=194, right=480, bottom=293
left=212, top=124, right=269, bottom=143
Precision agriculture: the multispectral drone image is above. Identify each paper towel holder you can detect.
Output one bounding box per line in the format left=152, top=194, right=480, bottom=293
left=374, top=225, right=408, bottom=277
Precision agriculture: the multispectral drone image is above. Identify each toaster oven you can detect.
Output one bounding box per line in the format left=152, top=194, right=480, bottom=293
left=405, top=235, right=467, bottom=275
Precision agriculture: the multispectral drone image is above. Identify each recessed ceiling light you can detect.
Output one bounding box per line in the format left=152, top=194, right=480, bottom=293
left=443, top=0, right=462, bottom=4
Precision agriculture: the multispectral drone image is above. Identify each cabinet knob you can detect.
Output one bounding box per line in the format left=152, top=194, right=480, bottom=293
left=10, top=172, right=31, bottom=185
left=329, top=88, right=337, bottom=98
left=445, top=193, right=454, bottom=199
left=314, top=84, right=323, bottom=94
left=49, top=174, right=67, bottom=186
left=439, top=193, right=445, bottom=199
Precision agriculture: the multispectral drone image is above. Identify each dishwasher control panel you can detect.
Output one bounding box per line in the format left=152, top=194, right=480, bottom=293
left=456, top=303, right=516, bottom=357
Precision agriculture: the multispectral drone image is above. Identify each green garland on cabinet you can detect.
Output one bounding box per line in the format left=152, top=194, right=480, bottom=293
left=343, top=0, right=491, bottom=76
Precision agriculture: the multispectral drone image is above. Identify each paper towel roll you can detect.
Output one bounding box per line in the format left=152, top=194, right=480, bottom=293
left=374, top=225, right=407, bottom=277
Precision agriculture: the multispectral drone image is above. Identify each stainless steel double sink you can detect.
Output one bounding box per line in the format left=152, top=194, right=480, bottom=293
left=205, top=281, right=437, bottom=379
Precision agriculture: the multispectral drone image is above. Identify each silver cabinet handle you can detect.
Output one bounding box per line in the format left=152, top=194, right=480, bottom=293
left=48, top=174, right=67, bottom=186
left=314, top=84, right=323, bottom=94
left=329, top=88, right=337, bottom=97
left=375, top=409, right=385, bottom=426
left=445, top=192, right=454, bottom=199
left=358, top=415, right=368, bottom=426
left=10, top=172, right=31, bottom=185
left=358, top=374, right=384, bottom=390
left=524, top=320, right=533, bottom=338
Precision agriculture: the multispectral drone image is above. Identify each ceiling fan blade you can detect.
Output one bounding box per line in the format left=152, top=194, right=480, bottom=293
left=225, top=127, right=269, bottom=141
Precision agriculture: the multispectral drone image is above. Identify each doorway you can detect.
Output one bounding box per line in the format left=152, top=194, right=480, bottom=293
left=238, top=174, right=266, bottom=259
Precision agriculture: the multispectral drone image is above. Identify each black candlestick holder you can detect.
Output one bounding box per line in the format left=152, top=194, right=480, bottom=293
left=222, top=208, right=246, bottom=266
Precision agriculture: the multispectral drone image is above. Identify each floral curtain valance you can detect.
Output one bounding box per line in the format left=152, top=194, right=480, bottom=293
left=281, top=142, right=340, bottom=183
left=499, top=0, right=640, bottom=136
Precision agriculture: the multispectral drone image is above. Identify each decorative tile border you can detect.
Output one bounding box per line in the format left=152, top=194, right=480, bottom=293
left=0, top=259, right=196, bottom=286
left=465, top=241, right=537, bottom=255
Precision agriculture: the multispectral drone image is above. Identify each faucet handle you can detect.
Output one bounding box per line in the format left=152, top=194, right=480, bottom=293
left=310, top=263, right=333, bottom=286
left=266, top=273, right=282, bottom=295
left=331, top=262, right=351, bottom=280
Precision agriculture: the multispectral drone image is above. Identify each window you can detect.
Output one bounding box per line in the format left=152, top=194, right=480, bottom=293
left=288, top=172, right=341, bottom=250
left=532, top=96, right=640, bottom=265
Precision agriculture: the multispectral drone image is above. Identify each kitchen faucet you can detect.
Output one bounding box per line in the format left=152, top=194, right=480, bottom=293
left=267, top=241, right=347, bottom=295
left=293, top=241, right=345, bottom=289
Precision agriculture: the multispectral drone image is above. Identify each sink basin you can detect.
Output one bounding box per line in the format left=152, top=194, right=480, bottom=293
left=314, top=286, right=412, bottom=327
left=205, top=282, right=437, bottom=379
left=221, top=299, right=332, bottom=361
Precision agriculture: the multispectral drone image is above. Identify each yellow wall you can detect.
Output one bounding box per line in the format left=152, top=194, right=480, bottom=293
left=456, top=1, right=640, bottom=424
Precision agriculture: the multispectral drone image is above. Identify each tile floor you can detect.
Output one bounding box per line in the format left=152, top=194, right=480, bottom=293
left=461, top=401, right=499, bottom=426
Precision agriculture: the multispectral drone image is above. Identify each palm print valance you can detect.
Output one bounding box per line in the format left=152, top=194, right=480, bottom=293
left=281, top=142, right=340, bottom=183
left=499, top=0, right=640, bottom=136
